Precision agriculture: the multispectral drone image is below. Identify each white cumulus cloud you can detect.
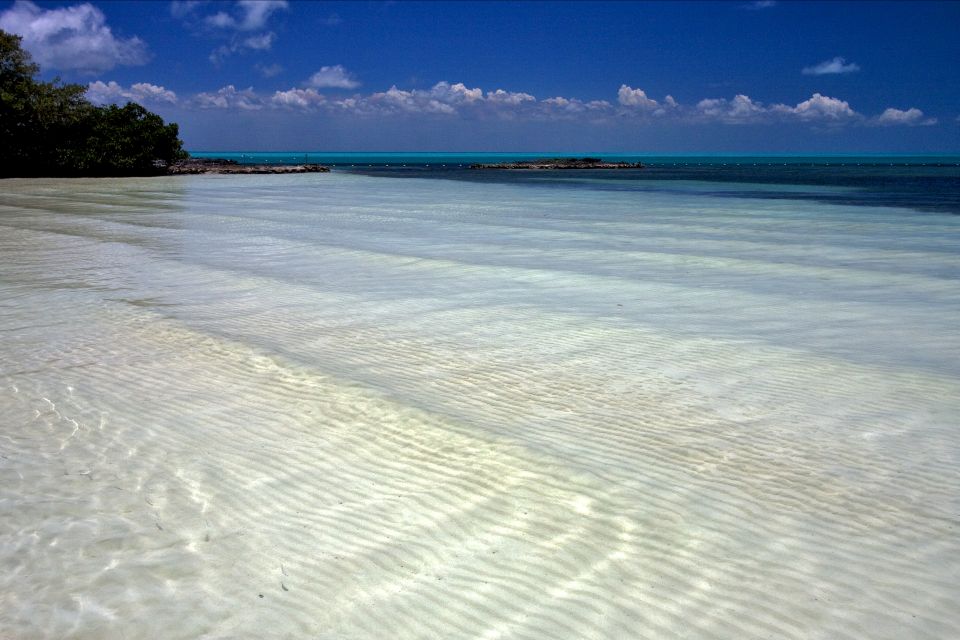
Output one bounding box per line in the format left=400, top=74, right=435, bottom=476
left=429, top=81, right=484, bottom=104
left=271, top=88, right=325, bottom=109
left=194, top=85, right=262, bottom=110
left=333, top=81, right=537, bottom=116
left=696, top=94, right=766, bottom=123
left=874, top=107, right=937, bottom=126
left=486, top=88, right=536, bottom=105
left=305, top=65, right=360, bottom=89
left=777, top=92, right=858, bottom=121
left=86, top=80, right=177, bottom=105
left=543, top=96, right=581, bottom=111
left=617, top=84, right=659, bottom=109
left=802, top=56, right=860, bottom=75
left=0, top=0, right=149, bottom=72
left=695, top=92, right=860, bottom=124
left=366, top=86, right=455, bottom=114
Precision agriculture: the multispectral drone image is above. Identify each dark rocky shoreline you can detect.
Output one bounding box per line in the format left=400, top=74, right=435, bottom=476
left=167, top=158, right=330, bottom=175
left=469, top=157, right=645, bottom=170
left=163, top=157, right=644, bottom=175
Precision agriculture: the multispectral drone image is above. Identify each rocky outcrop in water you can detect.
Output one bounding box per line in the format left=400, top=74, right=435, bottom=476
left=469, top=157, right=644, bottom=170
left=167, top=158, right=330, bottom=175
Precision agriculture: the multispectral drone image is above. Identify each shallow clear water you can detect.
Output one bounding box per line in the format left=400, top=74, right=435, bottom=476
left=1, top=170, right=959, bottom=638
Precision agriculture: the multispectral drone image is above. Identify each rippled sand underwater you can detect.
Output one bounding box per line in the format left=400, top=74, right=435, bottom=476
left=1, top=173, right=959, bottom=639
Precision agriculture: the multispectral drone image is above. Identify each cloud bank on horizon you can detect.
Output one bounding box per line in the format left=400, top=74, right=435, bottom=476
left=1, top=0, right=956, bottom=148
left=80, top=77, right=939, bottom=129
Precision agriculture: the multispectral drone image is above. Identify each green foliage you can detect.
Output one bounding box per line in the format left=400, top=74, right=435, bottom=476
left=0, top=30, right=187, bottom=177
left=64, top=102, right=188, bottom=176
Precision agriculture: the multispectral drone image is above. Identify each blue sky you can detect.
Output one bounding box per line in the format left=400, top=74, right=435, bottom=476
left=2, top=0, right=958, bottom=151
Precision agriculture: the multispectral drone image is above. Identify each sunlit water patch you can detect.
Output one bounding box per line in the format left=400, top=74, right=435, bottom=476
left=1, top=172, right=959, bottom=639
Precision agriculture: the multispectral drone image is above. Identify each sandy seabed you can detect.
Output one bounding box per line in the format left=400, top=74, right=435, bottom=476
left=1, top=173, right=958, bottom=639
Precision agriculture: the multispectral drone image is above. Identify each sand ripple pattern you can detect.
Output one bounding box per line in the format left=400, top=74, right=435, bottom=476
left=1, top=174, right=959, bottom=639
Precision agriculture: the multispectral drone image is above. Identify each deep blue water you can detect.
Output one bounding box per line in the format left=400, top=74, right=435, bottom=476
left=190, top=152, right=960, bottom=214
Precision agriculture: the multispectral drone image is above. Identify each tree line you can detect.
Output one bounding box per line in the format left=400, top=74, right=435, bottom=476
left=1, top=30, right=187, bottom=177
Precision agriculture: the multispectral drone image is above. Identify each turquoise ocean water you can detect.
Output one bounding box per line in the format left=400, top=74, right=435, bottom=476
left=1, top=154, right=959, bottom=638
left=193, top=152, right=960, bottom=213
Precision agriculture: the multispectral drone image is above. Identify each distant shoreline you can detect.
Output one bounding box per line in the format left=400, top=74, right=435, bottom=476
left=166, top=158, right=330, bottom=175
left=187, top=151, right=960, bottom=168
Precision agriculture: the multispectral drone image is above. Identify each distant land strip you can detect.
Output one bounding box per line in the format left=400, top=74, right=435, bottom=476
left=167, top=158, right=330, bottom=175
left=469, top=158, right=645, bottom=169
